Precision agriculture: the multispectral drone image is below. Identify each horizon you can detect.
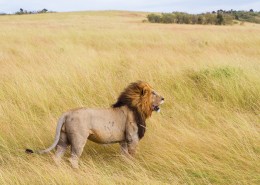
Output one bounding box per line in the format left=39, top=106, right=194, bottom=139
left=0, top=0, right=259, bottom=14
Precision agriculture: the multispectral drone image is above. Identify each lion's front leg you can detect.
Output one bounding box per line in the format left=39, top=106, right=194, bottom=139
left=120, top=141, right=129, bottom=155
left=126, top=134, right=139, bottom=157
left=125, top=119, right=139, bottom=157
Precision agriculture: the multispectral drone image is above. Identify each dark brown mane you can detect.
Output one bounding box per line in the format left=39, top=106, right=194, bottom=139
left=112, top=81, right=153, bottom=139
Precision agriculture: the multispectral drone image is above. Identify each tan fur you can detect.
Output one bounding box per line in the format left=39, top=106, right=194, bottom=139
left=26, top=81, right=164, bottom=168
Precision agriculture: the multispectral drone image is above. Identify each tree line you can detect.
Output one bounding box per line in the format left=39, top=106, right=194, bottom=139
left=0, top=8, right=55, bottom=15
left=147, top=9, right=260, bottom=25
left=15, top=8, right=56, bottom=15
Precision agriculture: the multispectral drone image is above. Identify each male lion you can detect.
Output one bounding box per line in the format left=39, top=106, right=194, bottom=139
left=26, top=81, right=164, bottom=168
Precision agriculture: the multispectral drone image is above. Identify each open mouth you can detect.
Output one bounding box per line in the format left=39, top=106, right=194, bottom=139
left=152, top=105, right=160, bottom=112
left=152, top=100, right=164, bottom=112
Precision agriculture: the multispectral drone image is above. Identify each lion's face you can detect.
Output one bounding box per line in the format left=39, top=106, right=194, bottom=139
left=113, top=81, right=164, bottom=118
left=151, top=90, right=164, bottom=112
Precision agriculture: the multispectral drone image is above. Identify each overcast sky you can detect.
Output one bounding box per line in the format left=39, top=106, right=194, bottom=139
left=0, top=0, right=259, bottom=14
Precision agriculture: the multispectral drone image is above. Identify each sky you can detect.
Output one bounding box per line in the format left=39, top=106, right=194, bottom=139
left=0, top=0, right=259, bottom=14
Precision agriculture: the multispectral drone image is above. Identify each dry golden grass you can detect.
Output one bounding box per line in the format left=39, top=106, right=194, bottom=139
left=0, top=11, right=260, bottom=184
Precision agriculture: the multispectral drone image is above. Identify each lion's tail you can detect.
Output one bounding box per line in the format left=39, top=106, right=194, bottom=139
left=25, top=113, right=67, bottom=154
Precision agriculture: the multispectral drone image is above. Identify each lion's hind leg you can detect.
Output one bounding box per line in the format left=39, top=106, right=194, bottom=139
left=53, top=132, right=68, bottom=166
left=68, top=133, right=88, bottom=169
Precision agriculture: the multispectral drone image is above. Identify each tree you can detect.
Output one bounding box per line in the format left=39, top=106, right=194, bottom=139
left=223, top=14, right=233, bottom=25
left=147, top=14, right=161, bottom=23
left=205, top=13, right=216, bottom=24
left=216, top=13, right=224, bottom=25
left=191, top=15, right=197, bottom=24
left=197, top=15, right=203, bottom=24
left=161, top=13, right=175, bottom=23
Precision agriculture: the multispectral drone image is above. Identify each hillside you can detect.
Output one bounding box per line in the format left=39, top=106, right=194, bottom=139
left=0, top=11, right=259, bottom=185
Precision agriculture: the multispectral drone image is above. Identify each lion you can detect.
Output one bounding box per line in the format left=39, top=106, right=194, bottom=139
left=26, top=81, right=164, bottom=168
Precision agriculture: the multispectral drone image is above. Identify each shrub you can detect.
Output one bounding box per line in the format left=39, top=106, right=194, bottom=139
left=147, top=14, right=161, bottom=23
left=146, top=10, right=260, bottom=25
left=161, top=13, right=175, bottom=23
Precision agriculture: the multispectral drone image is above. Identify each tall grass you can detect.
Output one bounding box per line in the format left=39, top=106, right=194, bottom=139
left=0, top=11, right=259, bottom=184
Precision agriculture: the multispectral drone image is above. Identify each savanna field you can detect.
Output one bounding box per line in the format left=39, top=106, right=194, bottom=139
left=0, top=11, right=260, bottom=184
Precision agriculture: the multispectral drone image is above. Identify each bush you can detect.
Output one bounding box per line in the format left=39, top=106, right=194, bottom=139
left=161, top=13, right=175, bottom=23
left=147, top=14, right=161, bottom=23
left=146, top=10, right=260, bottom=25
left=187, top=67, right=260, bottom=112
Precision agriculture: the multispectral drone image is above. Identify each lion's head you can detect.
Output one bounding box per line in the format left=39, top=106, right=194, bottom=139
left=112, top=81, right=164, bottom=139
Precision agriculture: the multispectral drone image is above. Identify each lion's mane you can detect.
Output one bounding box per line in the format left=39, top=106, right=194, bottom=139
left=112, top=81, right=153, bottom=139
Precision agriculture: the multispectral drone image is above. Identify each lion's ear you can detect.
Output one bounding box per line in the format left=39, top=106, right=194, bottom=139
left=141, top=88, right=148, bottom=96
